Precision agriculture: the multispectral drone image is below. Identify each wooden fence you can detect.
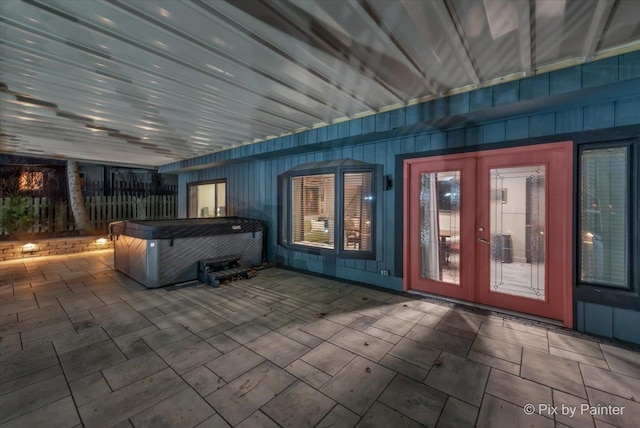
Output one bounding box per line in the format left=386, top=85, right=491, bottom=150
left=0, top=195, right=177, bottom=236
left=83, top=180, right=178, bottom=197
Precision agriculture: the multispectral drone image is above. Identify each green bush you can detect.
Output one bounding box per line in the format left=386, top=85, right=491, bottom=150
left=0, top=197, right=36, bottom=234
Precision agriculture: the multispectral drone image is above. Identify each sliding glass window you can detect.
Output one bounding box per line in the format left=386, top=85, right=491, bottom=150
left=188, top=180, right=227, bottom=218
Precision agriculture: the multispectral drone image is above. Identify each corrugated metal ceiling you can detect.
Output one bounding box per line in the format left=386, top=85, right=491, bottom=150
left=1, top=0, right=639, bottom=167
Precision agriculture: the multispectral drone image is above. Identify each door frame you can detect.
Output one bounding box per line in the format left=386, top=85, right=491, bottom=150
left=403, top=141, right=573, bottom=327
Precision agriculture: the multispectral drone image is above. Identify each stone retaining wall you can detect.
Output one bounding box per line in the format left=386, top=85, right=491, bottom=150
left=0, top=236, right=114, bottom=261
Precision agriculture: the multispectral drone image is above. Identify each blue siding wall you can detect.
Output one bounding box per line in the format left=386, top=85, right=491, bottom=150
left=577, top=302, right=640, bottom=344
left=164, top=53, right=640, bottom=342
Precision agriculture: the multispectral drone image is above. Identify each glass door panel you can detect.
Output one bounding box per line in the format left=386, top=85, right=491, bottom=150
left=406, top=141, right=572, bottom=325
left=420, top=171, right=461, bottom=284
left=489, top=166, right=546, bottom=300
left=405, top=156, right=476, bottom=302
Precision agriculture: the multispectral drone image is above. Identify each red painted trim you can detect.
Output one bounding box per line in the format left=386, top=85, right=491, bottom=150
left=404, top=142, right=573, bottom=326
left=404, top=156, right=476, bottom=301
left=403, top=161, right=411, bottom=292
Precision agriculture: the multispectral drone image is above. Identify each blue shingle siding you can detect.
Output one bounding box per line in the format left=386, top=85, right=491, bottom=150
left=446, top=128, right=465, bottom=148
left=555, top=108, right=584, bottom=134
left=431, top=132, right=446, bottom=150
left=166, top=55, right=640, bottom=343
left=550, top=67, right=582, bottom=95
left=463, top=126, right=482, bottom=147
left=584, top=303, right=614, bottom=339
left=376, top=112, right=391, bottom=132
left=505, top=117, right=530, bottom=140
left=423, top=98, right=449, bottom=121
left=449, top=92, right=470, bottom=115
left=613, top=308, right=640, bottom=344
left=619, top=51, right=640, bottom=81
left=615, top=96, right=640, bottom=126
left=390, top=109, right=406, bottom=129
left=338, top=122, right=350, bottom=138
left=582, top=57, right=619, bottom=89
left=494, top=80, right=519, bottom=106
left=520, top=73, right=550, bottom=101
left=483, top=121, right=506, bottom=145
left=583, top=102, right=615, bottom=131
left=470, top=86, right=493, bottom=111
left=529, top=113, right=556, bottom=137
left=362, top=115, right=376, bottom=134
left=327, top=123, right=339, bottom=140
left=406, top=104, right=423, bottom=125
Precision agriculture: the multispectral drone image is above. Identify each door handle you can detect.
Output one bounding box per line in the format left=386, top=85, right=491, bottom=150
left=477, top=238, right=490, bottom=244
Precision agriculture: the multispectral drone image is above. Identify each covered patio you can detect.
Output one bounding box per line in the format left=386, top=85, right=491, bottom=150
left=1, top=250, right=638, bottom=427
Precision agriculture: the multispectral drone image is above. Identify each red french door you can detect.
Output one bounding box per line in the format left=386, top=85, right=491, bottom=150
left=404, top=142, right=573, bottom=326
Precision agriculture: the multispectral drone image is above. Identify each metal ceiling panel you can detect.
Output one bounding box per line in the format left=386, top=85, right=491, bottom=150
left=452, top=0, right=523, bottom=80
left=601, top=0, right=640, bottom=51
left=369, top=0, right=475, bottom=91
left=1, top=0, right=639, bottom=167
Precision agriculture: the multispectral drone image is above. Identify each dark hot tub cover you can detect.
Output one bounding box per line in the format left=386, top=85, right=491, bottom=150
left=109, top=217, right=264, bottom=240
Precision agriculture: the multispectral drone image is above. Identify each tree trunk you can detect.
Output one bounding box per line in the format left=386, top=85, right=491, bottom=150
left=66, top=160, right=95, bottom=235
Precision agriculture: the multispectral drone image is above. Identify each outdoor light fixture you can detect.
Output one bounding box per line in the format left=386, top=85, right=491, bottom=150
left=22, top=243, right=37, bottom=253
left=96, top=238, right=107, bottom=245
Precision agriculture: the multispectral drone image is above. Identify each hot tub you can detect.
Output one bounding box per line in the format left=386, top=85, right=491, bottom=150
left=109, top=217, right=264, bottom=288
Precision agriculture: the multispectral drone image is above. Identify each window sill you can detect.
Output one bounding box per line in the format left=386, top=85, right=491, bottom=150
left=279, top=242, right=376, bottom=260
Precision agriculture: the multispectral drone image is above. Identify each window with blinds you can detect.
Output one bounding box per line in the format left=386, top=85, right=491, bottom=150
left=291, top=174, right=335, bottom=249
left=343, top=172, right=373, bottom=252
left=580, top=147, right=628, bottom=288
left=278, top=159, right=379, bottom=258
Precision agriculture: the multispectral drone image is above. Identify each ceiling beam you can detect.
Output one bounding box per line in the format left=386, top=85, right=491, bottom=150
left=356, top=0, right=441, bottom=97
left=108, top=0, right=351, bottom=118
left=253, top=0, right=406, bottom=105
left=582, top=0, right=617, bottom=61
left=432, top=0, right=481, bottom=87
left=516, top=0, right=533, bottom=74
left=22, top=0, right=328, bottom=123
left=192, top=0, right=380, bottom=112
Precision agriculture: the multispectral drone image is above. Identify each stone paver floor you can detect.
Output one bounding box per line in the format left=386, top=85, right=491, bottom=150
left=1, top=250, right=639, bottom=427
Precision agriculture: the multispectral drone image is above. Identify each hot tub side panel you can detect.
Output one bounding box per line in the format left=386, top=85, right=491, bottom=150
left=113, top=235, right=151, bottom=287
left=155, top=231, right=264, bottom=286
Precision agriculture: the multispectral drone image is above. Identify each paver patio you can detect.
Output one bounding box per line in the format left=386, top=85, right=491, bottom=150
left=1, top=250, right=639, bottom=427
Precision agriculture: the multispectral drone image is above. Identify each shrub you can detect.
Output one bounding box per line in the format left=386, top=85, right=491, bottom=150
left=0, top=196, right=36, bottom=235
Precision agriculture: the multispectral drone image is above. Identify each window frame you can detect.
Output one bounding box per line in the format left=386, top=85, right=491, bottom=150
left=278, top=163, right=382, bottom=259
left=577, top=141, right=636, bottom=292
left=187, top=179, right=227, bottom=218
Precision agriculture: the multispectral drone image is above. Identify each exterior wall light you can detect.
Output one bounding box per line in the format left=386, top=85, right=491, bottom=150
left=22, top=243, right=37, bottom=252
